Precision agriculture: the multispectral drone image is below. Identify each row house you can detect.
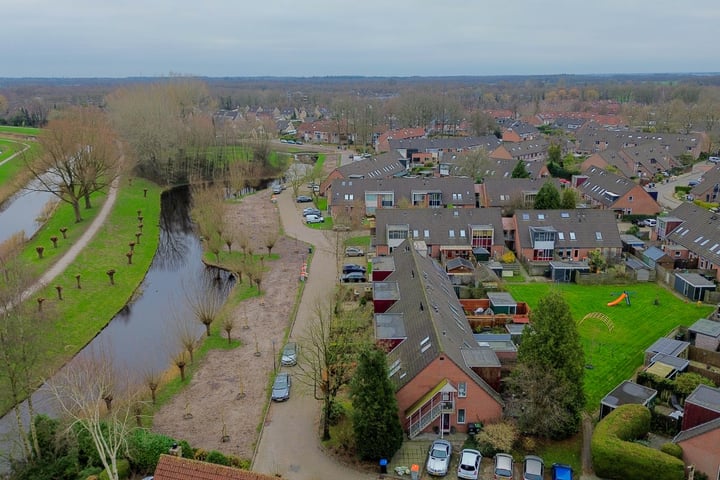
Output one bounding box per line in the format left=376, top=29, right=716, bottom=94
left=513, top=209, right=623, bottom=275
left=499, top=121, right=539, bottom=142
left=375, top=127, right=426, bottom=153
left=372, top=207, right=505, bottom=260
left=662, top=203, right=720, bottom=281
left=490, top=139, right=549, bottom=162
left=373, top=239, right=503, bottom=438
left=689, top=164, right=720, bottom=203
left=574, top=128, right=708, bottom=159
left=296, top=119, right=353, bottom=144
left=319, top=152, right=406, bottom=196
left=389, top=136, right=502, bottom=168
left=327, top=176, right=475, bottom=218
left=582, top=142, right=680, bottom=179
left=478, top=178, right=566, bottom=213
left=673, top=385, right=720, bottom=478
left=574, top=167, right=661, bottom=216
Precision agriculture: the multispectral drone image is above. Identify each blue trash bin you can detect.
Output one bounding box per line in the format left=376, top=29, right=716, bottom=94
left=379, top=458, right=388, bottom=474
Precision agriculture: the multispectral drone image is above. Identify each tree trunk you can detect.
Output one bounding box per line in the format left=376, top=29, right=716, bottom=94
left=322, top=397, right=332, bottom=441
left=84, top=192, right=92, bottom=209
left=72, top=201, right=83, bottom=223
left=27, top=394, right=41, bottom=458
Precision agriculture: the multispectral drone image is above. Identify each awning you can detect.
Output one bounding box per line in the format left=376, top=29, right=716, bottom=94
left=645, top=362, right=675, bottom=379
left=405, top=378, right=456, bottom=417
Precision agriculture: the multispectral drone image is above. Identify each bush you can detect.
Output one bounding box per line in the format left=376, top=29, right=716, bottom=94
left=591, top=404, right=685, bottom=480
left=206, top=450, right=230, bottom=466
left=179, top=440, right=194, bottom=459
left=98, top=459, right=130, bottom=480
left=127, top=429, right=176, bottom=472
left=660, top=442, right=683, bottom=459
left=476, top=421, right=518, bottom=457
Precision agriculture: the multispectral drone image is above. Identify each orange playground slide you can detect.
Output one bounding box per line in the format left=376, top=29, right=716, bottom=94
left=607, top=293, right=627, bottom=307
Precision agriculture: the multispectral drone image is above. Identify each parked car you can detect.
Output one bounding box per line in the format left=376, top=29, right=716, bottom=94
left=271, top=372, right=291, bottom=401
left=426, top=439, right=452, bottom=476
left=272, top=184, right=283, bottom=194
left=302, top=207, right=322, bottom=217
left=523, top=455, right=544, bottom=480
left=708, top=156, right=720, bottom=164
left=551, top=463, right=573, bottom=480
left=342, top=263, right=366, bottom=274
left=345, top=247, right=365, bottom=257
left=281, top=342, right=297, bottom=366
left=639, top=218, right=657, bottom=227
left=688, top=179, right=701, bottom=187
left=296, top=195, right=313, bottom=203
left=493, top=453, right=514, bottom=480
left=305, top=214, right=324, bottom=224
left=457, top=449, right=482, bottom=480
left=340, top=272, right=366, bottom=283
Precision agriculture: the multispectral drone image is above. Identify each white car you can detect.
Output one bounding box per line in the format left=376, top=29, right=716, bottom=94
left=305, top=214, right=324, bottom=224
left=457, top=449, right=482, bottom=480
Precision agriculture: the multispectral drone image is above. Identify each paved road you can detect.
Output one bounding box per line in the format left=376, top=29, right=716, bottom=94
left=252, top=188, right=375, bottom=480
left=653, top=162, right=715, bottom=211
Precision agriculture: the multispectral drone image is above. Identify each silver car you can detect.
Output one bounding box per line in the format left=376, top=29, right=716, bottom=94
left=271, top=372, right=291, bottom=402
left=494, top=453, right=514, bottom=480
left=426, top=439, right=452, bottom=476
left=281, top=342, right=297, bottom=366
left=523, top=455, right=544, bottom=480
left=457, top=449, right=482, bottom=480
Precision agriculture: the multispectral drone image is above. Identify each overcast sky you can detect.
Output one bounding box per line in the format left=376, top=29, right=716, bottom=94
left=3, top=0, right=719, bottom=78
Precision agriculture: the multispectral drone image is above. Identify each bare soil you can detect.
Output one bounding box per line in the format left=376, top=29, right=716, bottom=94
left=152, top=188, right=307, bottom=461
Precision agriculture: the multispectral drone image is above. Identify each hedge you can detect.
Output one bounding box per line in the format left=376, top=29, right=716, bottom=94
left=98, top=459, right=130, bottom=480
left=591, top=404, right=685, bottom=480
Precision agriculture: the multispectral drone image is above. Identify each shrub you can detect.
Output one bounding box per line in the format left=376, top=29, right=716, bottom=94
left=501, top=251, right=516, bottom=263
left=98, top=459, right=130, bottom=480
left=475, top=421, right=518, bottom=456
left=127, top=429, right=176, bottom=472
left=206, top=450, right=230, bottom=466
left=179, top=440, right=194, bottom=459
left=591, top=404, right=684, bottom=480
left=660, top=442, right=683, bottom=459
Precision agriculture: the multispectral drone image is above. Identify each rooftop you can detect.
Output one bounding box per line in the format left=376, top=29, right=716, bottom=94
left=602, top=380, right=657, bottom=408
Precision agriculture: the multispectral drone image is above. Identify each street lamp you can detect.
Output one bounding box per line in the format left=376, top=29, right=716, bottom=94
left=272, top=339, right=276, bottom=372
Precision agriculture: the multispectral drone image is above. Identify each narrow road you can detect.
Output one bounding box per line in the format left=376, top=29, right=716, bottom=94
left=252, top=188, right=375, bottom=480
left=0, top=139, right=31, bottom=167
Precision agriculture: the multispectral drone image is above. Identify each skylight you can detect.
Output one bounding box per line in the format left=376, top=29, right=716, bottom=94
left=569, top=232, right=576, bottom=240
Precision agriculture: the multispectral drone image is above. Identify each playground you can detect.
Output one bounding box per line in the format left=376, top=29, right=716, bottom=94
left=505, top=283, right=715, bottom=410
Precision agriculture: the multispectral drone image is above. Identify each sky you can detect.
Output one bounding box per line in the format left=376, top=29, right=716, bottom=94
left=3, top=0, right=720, bottom=78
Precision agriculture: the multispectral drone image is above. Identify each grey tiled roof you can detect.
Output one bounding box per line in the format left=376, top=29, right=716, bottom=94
left=665, top=203, right=720, bottom=266
left=482, top=178, right=565, bottom=208
left=645, top=337, right=689, bottom=357
left=688, top=318, right=720, bottom=338
left=685, top=384, right=720, bottom=413
left=579, top=167, right=638, bottom=207
left=335, top=153, right=406, bottom=179
left=330, top=177, right=476, bottom=207
left=389, top=135, right=501, bottom=153
left=601, top=380, right=657, bottom=408
left=514, top=209, right=622, bottom=251
left=380, top=240, right=503, bottom=404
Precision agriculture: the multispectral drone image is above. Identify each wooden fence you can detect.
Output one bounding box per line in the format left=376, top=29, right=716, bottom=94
left=689, top=345, right=720, bottom=368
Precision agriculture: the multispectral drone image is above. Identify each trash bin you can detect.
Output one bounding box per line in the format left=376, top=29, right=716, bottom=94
left=308, top=247, right=313, bottom=254
left=410, top=464, right=420, bottom=480
left=379, top=458, right=388, bottom=474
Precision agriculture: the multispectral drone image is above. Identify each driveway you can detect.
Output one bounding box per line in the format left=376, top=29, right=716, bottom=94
left=654, top=162, right=715, bottom=211
left=252, top=188, right=374, bottom=480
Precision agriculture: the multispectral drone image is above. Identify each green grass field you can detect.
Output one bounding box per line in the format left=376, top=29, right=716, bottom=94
left=0, top=125, right=40, bottom=136
left=504, top=283, right=714, bottom=411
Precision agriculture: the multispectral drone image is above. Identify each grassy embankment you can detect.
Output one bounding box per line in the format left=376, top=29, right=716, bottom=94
left=0, top=178, right=162, bottom=416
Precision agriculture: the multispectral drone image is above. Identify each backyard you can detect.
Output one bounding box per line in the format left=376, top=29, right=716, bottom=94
left=504, top=282, right=715, bottom=410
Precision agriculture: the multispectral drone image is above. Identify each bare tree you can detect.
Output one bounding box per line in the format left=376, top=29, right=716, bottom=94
left=265, top=231, right=278, bottom=256
left=454, top=148, right=491, bottom=182
left=24, top=106, right=122, bottom=223
left=222, top=317, right=235, bottom=345
left=184, top=274, right=226, bottom=337
left=45, top=351, right=139, bottom=480
left=142, top=368, right=161, bottom=405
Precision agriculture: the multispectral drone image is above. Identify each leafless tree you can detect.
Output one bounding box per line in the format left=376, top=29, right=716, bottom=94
left=264, top=231, right=278, bottom=256
left=184, top=274, right=226, bottom=337
left=222, top=317, right=235, bottom=345
left=142, top=368, right=161, bottom=405
left=45, top=351, right=140, bottom=480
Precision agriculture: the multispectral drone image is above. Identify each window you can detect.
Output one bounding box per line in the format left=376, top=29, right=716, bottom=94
left=449, top=230, right=455, bottom=238
left=458, top=382, right=467, bottom=398
left=389, top=230, right=408, bottom=240
left=569, top=232, right=576, bottom=240
left=413, top=230, right=419, bottom=238
left=457, top=409, right=466, bottom=424
left=424, top=229, right=430, bottom=238
left=460, top=230, right=466, bottom=238
left=628, top=196, right=633, bottom=202
left=558, top=232, right=564, bottom=240
left=595, top=232, right=603, bottom=240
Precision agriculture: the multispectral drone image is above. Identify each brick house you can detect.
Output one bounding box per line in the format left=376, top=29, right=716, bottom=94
left=513, top=209, right=623, bottom=275
left=372, top=207, right=505, bottom=260
left=489, top=139, right=549, bottom=162
left=663, top=203, right=720, bottom=281
left=373, top=240, right=503, bottom=437
left=674, top=385, right=720, bottom=477
left=153, top=454, right=276, bottom=480
left=574, top=167, right=661, bottom=216
left=375, top=127, right=426, bottom=153
left=478, top=178, right=565, bottom=212
left=327, top=176, right=476, bottom=218
left=689, top=164, right=720, bottom=203
left=319, top=152, right=406, bottom=196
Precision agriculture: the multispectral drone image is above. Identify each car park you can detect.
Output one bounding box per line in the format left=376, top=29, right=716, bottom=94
left=305, top=214, right=324, bottom=224
left=426, top=439, right=452, bottom=476
left=457, top=449, right=482, bottom=480
left=345, top=247, right=365, bottom=257
left=493, top=453, right=514, bottom=480
left=271, top=372, right=291, bottom=401
left=296, top=195, right=313, bottom=203
left=340, top=272, right=366, bottom=283
left=551, top=463, right=573, bottom=480
left=281, top=342, right=297, bottom=366
left=342, top=263, right=366, bottom=274
left=523, top=455, right=544, bottom=480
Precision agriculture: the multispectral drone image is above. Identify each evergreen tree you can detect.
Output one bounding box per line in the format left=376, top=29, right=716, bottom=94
left=534, top=181, right=561, bottom=209
left=511, top=160, right=531, bottom=178
left=508, top=291, right=585, bottom=439
left=560, top=188, right=578, bottom=209
left=350, top=348, right=403, bottom=461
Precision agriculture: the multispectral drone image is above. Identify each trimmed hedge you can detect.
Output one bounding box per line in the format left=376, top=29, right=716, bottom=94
left=591, top=404, right=685, bottom=480
left=660, top=442, right=683, bottom=459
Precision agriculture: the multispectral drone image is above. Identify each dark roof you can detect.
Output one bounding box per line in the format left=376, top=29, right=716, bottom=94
left=686, top=384, right=720, bottom=413
left=625, top=257, right=651, bottom=271
left=374, top=208, right=504, bottom=249
left=379, top=239, right=503, bottom=404
left=688, top=318, right=720, bottom=338
left=461, top=346, right=501, bottom=368
left=574, top=130, right=705, bottom=158
left=649, top=352, right=689, bottom=371
left=389, top=135, right=501, bottom=154
left=620, top=234, right=645, bottom=247
left=446, top=257, right=474, bottom=271
left=675, top=272, right=716, bottom=288
left=154, top=455, right=275, bottom=480
left=601, top=381, right=657, bottom=408
left=643, top=246, right=669, bottom=262
left=549, top=260, right=591, bottom=270
left=645, top=337, right=690, bottom=357
left=496, top=139, right=549, bottom=160
left=330, top=177, right=476, bottom=208
left=690, top=164, right=720, bottom=195
left=514, top=209, right=622, bottom=251
left=481, top=178, right=565, bottom=208
left=579, top=167, right=649, bottom=208
left=665, top=202, right=720, bottom=266
left=487, top=292, right=517, bottom=307
left=673, top=416, right=720, bottom=443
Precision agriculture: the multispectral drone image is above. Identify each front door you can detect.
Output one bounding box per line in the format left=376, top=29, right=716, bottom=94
left=442, top=413, right=451, bottom=433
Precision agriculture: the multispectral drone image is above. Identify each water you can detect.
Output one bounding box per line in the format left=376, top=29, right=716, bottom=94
left=0, top=185, right=233, bottom=470
left=0, top=181, right=56, bottom=245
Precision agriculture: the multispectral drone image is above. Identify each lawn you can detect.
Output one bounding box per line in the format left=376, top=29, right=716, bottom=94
left=0, top=138, right=40, bottom=204
left=504, top=283, right=714, bottom=411
left=0, top=125, right=40, bottom=136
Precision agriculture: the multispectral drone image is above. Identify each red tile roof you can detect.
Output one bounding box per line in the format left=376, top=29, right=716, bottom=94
left=153, top=455, right=277, bottom=480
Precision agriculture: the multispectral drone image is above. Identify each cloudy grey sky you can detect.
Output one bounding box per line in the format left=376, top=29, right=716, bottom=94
left=3, top=0, right=719, bottom=77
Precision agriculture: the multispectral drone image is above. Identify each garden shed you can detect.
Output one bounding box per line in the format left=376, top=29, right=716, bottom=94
left=600, top=380, right=657, bottom=420
left=674, top=272, right=716, bottom=301
left=472, top=247, right=490, bottom=262
left=624, top=257, right=652, bottom=282
left=548, top=260, right=590, bottom=283
left=688, top=318, right=720, bottom=351
left=486, top=292, right=518, bottom=314
left=644, top=337, right=690, bottom=366
left=642, top=246, right=674, bottom=269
